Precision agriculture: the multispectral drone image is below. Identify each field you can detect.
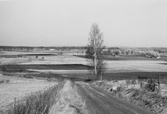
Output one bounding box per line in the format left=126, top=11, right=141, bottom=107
left=1, top=51, right=167, bottom=113
left=0, top=74, right=57, bottom=111
left=106, top=60, right=167, bottom=73
left=76, top=55, right=167, bottom=61
left=1, top=51, right=167, bottom=79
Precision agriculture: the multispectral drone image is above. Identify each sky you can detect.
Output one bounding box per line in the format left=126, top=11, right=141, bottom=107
left=0, top=0, right=167, bottom=47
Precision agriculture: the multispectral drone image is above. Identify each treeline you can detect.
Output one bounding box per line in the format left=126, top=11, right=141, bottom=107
left=0, top=46, right=87, bottom=51
left=103, top=47, right=166, bottom=58
left=153, top=48, right=167, bottom=53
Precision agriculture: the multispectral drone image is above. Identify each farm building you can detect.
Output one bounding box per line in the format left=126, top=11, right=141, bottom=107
left=49, top=49, right=55, bottom=51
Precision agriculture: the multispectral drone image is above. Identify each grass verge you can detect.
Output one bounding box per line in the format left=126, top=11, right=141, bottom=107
left=49, top=80, right=87, bottom=114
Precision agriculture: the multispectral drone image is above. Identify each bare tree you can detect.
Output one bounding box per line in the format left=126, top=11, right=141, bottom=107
left=86, top=23, right=105, bottom=80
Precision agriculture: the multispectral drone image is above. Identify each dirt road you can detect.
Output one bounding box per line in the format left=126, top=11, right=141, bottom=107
left=77, top=83, right=153, bottom=114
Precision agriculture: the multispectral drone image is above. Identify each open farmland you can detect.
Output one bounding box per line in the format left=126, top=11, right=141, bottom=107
left=0, top=74, right=57, bottom=111
left=1, top=51, right=167, bottom=113
left=106, top=60, right=167, bottom=73
left=21, top=55, right=88, bottom=65
left=0, top=57, right=32, bottom=65
left=1, top=54, right=167, bottom=79
left=1, top=51, right=167, bottom=114
left=2, top=54, right=167, bottom=73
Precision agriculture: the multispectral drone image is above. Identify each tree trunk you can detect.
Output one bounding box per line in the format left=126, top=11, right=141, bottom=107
left=94, top=38, right=97, bottom=76
left=158, top=77, right=161, bottom=94
left=100, top=72, right=102, bottom=80
left=94, top=54, right=97, bottom=75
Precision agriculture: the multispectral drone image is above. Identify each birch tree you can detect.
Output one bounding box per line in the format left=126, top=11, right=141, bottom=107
left=86, top=23, right=105, bottom=80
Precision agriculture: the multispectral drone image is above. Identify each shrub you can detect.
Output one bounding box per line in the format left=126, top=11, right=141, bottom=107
left=145, top=79, right=156, bottom=92
left=0, top=79, right=10, bottom=84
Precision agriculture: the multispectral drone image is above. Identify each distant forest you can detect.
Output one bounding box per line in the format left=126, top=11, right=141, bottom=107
left=0, top=46, right=167, bottom=54
left=0, top=46, right=87, bottom=51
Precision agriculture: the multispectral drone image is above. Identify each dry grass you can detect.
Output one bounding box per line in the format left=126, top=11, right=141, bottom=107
left=49, top=80, right=87, bottom=114
left=93, top=80, right=167, bottom=114
left=0, top=58, right=31, bottom=65
left=21, top=55, right=87, bottom=65
left=1, top=84, right=59, bottom=114
left=0, top=74, right=57, bottom=111
left=0, top=78, right=87, bottom=114
left=106, top=60, right=167, bottom=73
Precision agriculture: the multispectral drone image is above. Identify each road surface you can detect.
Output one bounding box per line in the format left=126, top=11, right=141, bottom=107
left=77, top=82, right=153, bottom=114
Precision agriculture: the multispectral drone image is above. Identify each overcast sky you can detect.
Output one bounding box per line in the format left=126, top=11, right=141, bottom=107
left=0, top=0, right=166, bottom=47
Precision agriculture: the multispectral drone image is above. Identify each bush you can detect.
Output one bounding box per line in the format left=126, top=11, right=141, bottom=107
left=23, top=75, right=33, bottom=79
left=116, top=86, right=124, bottom=92
left=145, top=79, right=156, bottom=92
left=0, top=79, right=10, bottom=84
